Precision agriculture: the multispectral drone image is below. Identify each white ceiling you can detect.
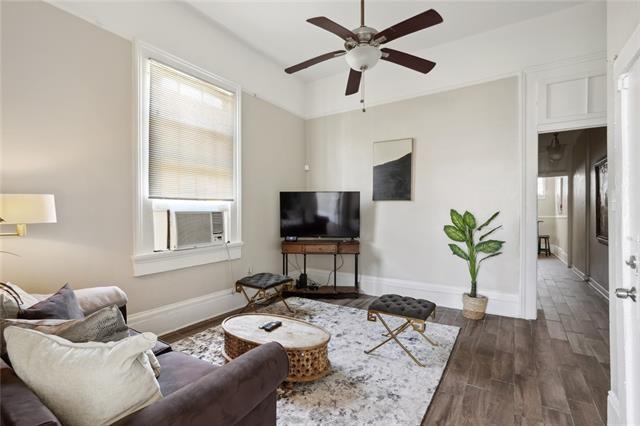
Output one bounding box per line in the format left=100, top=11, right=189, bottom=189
left=187, top=1, right=585, bottom=81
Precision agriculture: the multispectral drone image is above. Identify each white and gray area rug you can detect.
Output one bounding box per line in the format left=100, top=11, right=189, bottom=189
left=173, top=297, right=459, bottom=425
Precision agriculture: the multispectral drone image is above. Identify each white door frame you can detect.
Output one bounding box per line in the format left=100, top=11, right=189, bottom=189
left=608, top=21, right=640, bottom=425
left=521, top=53, right=607, bottom=319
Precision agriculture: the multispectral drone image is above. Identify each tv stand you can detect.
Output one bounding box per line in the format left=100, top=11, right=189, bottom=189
left=281, top=239, right=359, bottom=299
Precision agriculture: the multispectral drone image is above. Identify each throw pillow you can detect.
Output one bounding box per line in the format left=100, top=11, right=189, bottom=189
left=1, top=306, right=161, bottom=377
left=57, top=304, right=128, bottom=342
left=4, top=327, right=162, bottom=426
left=0, top=282, right=40, bottom=319
left=18, top=283, right=84, bottom=320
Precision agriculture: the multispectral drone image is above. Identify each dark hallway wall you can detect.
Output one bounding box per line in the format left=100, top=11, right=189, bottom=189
left=570, top=127, right=608, bottom=292
left=588, top=127, right=608, bottom=290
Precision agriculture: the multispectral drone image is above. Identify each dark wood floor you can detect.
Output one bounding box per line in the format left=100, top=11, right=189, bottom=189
left=162, top=255, right=610, bottom=425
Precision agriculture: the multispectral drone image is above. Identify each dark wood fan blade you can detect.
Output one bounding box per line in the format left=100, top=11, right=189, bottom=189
left=374, top=9, right=443, bottom=44
left=285, top=50, right=346, bottom=74
left=307, top=17, right=357, bottom=41
left=345, top=69, right=362, bottom=96
left=381, top=48, right=436, bottom=74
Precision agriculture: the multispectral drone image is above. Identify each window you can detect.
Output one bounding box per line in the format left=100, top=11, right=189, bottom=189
left=555, top=176, right=568, bottom=216
left=148, top=60, right=234, bottom=201
left=537, top=178, right=546, bottom=199
left=133, top=43, right=242, bottom=276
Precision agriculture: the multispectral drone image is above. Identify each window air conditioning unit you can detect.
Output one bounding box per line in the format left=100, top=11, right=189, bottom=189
left=153, top=210, right=226, bottom=251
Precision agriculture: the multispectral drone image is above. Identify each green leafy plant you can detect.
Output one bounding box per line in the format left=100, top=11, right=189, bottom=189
left=444, top=209, right=504, bottom=298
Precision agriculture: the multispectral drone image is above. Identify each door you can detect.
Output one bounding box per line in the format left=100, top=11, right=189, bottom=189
left=610, top=24, right=640, bottom=425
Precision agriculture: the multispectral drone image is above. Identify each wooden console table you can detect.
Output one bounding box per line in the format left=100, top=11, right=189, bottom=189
left=282, top=240, right=359, bottom=298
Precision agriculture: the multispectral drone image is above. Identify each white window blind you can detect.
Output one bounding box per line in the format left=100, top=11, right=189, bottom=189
left=148, top=60, right=235, bottom=201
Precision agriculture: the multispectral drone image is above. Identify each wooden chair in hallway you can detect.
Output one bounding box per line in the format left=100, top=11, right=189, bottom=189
left=538, top=234, right=551, bottom=256
left=536, top=219, right=551, bottom=256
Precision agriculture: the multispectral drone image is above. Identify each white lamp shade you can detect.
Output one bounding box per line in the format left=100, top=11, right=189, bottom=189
left=0, top=194, right=57, bottom=224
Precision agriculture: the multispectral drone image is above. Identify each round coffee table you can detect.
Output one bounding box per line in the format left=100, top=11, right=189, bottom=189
left=222, top=313, right=331, bottom=382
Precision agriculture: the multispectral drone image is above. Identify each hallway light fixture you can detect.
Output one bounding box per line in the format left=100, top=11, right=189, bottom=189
left=547, top=132, right=565, bottom=163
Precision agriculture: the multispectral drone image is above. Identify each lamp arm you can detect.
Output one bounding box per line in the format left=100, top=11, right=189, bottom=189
left=0, top=224, right=27, bottom=237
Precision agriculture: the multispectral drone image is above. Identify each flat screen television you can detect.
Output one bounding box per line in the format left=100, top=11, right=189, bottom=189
left=280, top=191, right=360, bottom=239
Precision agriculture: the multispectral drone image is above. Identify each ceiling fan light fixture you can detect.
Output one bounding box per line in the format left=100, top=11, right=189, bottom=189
left=345, top=45, right=381, bottom=71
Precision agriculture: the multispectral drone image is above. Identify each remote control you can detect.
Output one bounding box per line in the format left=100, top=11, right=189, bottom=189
left=259, top=321, right=282, bottom=332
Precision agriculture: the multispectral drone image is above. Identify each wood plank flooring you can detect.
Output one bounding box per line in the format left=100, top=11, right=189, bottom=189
left=161, top=256, right=610, bottom=425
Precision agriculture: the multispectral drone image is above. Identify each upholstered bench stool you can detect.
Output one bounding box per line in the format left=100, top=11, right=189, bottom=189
left=365, top=294, right=438, bottom=367
left=235, top=273, right=294, bottom=313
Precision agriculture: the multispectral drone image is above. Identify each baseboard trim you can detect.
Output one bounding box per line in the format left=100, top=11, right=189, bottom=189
left=571, top=266, right=588, bottom=281
left=587, top=277, right=609, bottom=300
left=127, top=288, right=245, bottom=335
left=306, top=268, right=521, bottom=318
left=569, top=267, right=609, bottom=300
left=550, top=244, right=569, bottom=265
left=607, top=391, right=621, bottom=425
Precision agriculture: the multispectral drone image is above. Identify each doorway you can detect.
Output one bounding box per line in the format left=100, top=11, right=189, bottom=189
left=534, top=127, right=610, bottom=421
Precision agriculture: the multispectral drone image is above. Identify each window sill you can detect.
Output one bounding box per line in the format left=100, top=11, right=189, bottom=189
left=132, top=242, right=243, bottom=277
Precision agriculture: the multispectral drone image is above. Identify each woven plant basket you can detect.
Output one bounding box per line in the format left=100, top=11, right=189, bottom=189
left=462, top=293, right=488, bottom=320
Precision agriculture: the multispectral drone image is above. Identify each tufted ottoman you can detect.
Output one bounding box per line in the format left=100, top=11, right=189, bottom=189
left=235, top=273, right=294, bottom=313
left=365, top=294, right=438, bottom=367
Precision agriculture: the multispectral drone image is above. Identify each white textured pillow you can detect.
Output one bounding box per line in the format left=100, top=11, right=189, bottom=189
left=0, top=282, right=39, bottom=318
left=4, top=327, right=163, bottom=426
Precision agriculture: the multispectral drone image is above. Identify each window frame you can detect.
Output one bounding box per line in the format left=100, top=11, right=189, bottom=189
left=132, top=42, right=242, bottom=276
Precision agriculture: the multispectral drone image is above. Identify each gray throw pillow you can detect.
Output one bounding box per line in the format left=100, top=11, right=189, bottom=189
left=57, top=305, right=128, bottom=342
left=18, top=284, right=84, bottom=320
left=1, top=305, right=126, bottom=355
left=1, top=306, right=161, bottom=377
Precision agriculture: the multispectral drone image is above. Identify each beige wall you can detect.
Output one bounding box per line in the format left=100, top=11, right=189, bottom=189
left=305, top=77, right=520, bottom=297
left=0, top=1, right=305, bottom=313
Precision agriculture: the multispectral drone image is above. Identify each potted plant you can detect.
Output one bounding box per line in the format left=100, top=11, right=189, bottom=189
left=443, top=209, right=504, bottom=320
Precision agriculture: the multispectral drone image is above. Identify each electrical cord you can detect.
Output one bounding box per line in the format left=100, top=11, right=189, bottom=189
left=223, top=241, right=235, bottom=293
left=324, top=255, right=345, bottom=287
left=287, top=254, right=302, bottom=276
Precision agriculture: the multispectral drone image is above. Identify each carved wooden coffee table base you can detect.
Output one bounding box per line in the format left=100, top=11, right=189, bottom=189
left=222, top=313, right=331, bottom=382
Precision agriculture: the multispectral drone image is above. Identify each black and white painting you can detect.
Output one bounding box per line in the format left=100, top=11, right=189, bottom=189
left=372, top=138, right=413, bottom=201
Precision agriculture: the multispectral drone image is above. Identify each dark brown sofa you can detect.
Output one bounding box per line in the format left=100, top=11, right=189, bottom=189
left=0, top=340, right=289, bottom=426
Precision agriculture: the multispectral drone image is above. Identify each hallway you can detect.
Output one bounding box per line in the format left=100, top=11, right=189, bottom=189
left=536, top=255, right=610, bottom=423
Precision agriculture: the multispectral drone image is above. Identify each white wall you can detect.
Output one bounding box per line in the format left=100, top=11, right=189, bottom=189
left=49, top=0, right=305, bottom=117
left=537, top=177, right=569, bottom=263
left=305, top=2, right=606, bottom=118
left=305, top=77, right=521, bottom=316
left=0, top=2, right=306, bottom=327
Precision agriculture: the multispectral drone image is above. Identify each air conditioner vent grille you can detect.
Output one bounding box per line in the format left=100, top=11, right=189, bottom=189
left=211, top=211, right=224, bottom=235
left=175, top=212, right=212, bottom=248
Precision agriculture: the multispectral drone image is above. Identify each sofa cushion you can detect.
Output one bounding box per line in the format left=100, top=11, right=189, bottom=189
left=0, top=358, right=60, bottom=426
left=73, top=286, right=128, bottom=315
left=156, top=351, right=216, bottom=396
left=18, top=284, right=84, bottom=320
left=4, top=327, right=162, bottom=426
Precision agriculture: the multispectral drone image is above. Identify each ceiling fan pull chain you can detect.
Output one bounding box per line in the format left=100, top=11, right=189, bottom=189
left=360, top=68, right=366, bottom=112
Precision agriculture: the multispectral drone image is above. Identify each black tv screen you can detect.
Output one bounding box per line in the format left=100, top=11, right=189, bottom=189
left=280, top=191, right=360, bottom=238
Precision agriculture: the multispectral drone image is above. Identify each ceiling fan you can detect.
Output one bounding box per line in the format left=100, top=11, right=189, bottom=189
left=285, top=0, right=443, bottom=110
